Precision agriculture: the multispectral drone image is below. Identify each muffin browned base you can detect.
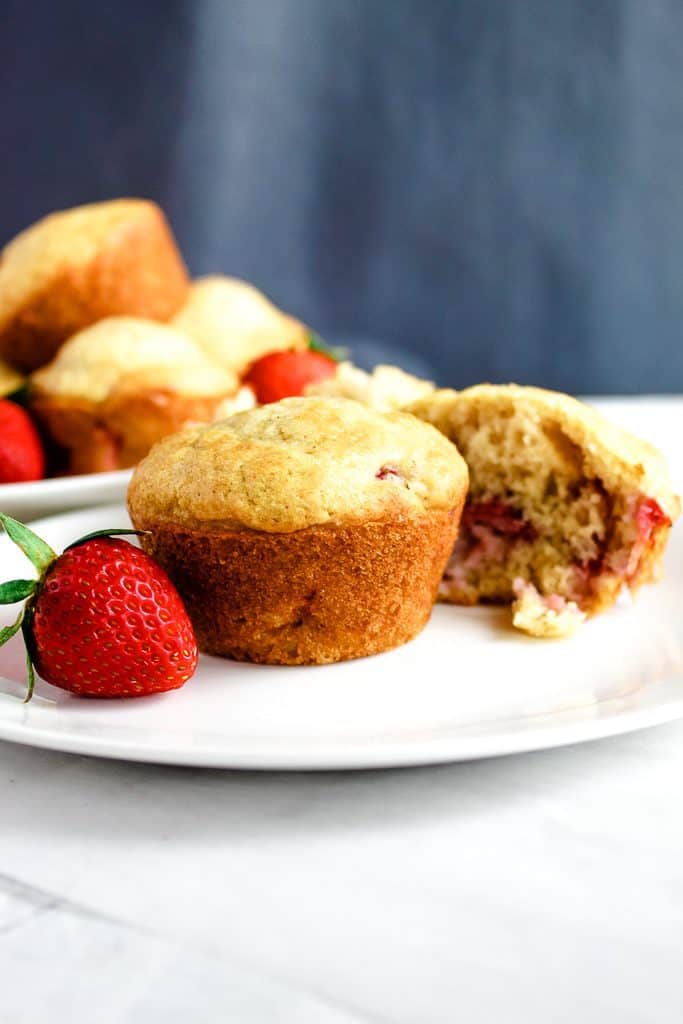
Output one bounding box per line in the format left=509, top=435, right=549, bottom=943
left=135, top=506, right=463, bottom=664
left=31, top=390, right=232, bottom=474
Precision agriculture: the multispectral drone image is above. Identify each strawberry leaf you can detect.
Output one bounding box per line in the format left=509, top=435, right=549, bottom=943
left=307, top=332, right=348, bottom=363
left=0, top=607, right=25, bottom=647
left=63, top=528, right=148, bottom=552
left=0, top=579, right=36, bottom=604
left=0, top=513, right=56, bottom=573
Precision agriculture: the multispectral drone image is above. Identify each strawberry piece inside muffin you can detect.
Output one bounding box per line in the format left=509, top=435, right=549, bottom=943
left=409, top=384, right=680, bottom=637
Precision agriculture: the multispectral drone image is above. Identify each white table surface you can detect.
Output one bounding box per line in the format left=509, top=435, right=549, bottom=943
left=2, top=396, right=683, bottom=1024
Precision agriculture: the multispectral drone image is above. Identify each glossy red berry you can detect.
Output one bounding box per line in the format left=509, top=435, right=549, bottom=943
left=0, top=399, right=45, bottom=483
left=31, top=537, right=198, bottom=697
left=244, top=349, right=336, bottom=404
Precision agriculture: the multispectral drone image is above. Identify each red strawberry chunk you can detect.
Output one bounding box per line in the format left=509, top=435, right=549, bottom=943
left=462, top=499, right=536, bottom=542
left=636, top=497, right=670, bottom=543
left=376, top=464, right=405, bottom=482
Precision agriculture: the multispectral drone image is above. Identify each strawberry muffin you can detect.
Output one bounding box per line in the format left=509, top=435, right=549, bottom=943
left=128, top=396, right=468, bottom=664
left=409, top=384, right=680, bottom=637
left=172, top=275, right=308, bottom=377
left=0, top=199, right=189, bottom=372
left=30, top=317, right=238, bottom=474
left=305, top=361, right=435, bottom=411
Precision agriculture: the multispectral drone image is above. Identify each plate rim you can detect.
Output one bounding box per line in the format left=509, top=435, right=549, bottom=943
left=0, top=467, right=132, bottom=500
left=0, top=686, right=681, bottom=770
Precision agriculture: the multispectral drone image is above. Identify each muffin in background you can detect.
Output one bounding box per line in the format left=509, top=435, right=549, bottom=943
left=128, top=396, right=468, bottom=665
left=172, top=275, right=308, bottom=377
left=0, top=199, right=189, bottom=373
left=31, top=317, right=238, bottom=475
left=305, top=360, right=435, bottom=411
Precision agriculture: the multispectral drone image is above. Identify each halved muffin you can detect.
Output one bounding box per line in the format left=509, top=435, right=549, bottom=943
left=128, top=396, right=468, bottom=664
left=30, top=317, right=238, bottom=474
left=172, top=275, right=308, bottom=376
left=409, top=384, right=680, bottom=637
left=0, top=199, right=189, bottom=372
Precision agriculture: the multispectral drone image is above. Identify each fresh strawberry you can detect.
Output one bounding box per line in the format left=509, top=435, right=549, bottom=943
left=0, top=399, right=45, bottom=483
left=0, top=515, right=198, bottom=700
left=244, top=349, right=337, bottom=404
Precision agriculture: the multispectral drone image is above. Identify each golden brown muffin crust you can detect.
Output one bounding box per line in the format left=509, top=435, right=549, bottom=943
left=32, top=390, right=233, bottom=474
left=31, top=316, right=237, bottom=401
left=30, top=317, right=239, bottom=474
left=135, top=506, right=462, bottom=664
left=0, top=199, right=189, bottom=372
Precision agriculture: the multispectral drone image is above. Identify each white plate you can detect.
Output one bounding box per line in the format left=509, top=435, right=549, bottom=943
left=0, top=469, right=132, bottom=522
left=0, top=503, right=683, bottom=770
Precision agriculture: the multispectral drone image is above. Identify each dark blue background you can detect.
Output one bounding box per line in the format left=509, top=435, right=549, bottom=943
left=3, top=0, right=683, bottom=392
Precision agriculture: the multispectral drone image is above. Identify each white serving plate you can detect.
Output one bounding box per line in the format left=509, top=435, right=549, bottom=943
left=0, top=469, right=132, bottom=522
left=0, top=502, right=682, bottom=770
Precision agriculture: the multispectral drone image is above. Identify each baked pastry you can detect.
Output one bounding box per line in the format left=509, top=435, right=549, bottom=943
left=409, top=384, right=680, bottom=637
left=305, top=361, right=435, bottom=411
left=128, top=396, right=468, bottom=664
left=172, top=276, right=307, bottom=376
left=30, top=317, right=238, bottom=474
left=0, top=199, right=189, bottom=372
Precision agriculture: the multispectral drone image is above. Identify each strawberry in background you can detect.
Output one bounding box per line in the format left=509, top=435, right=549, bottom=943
left=243, top=334, right=344, bottom=404
left=0, top=399, right=45, bottom=483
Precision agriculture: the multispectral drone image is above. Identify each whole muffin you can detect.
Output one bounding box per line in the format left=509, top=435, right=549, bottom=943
left=172, top=275, right=307, bottom=376
left=128, top=396, right=468, bottom=665
left=30, top=317, right=238, bottom=474
left=0, top=199, right=189, bottom=372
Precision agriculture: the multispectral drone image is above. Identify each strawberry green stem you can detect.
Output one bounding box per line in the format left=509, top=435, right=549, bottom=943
left=307, top=332, right=349, bottom=363
left=0, top=513, right=56, bottom=573
left=0, top=607, right=24, bottom=646
left=63, top=528, right=146, bottom=552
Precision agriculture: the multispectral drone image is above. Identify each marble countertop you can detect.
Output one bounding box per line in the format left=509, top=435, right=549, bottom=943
left=2, top=396, right=683, bottom=1023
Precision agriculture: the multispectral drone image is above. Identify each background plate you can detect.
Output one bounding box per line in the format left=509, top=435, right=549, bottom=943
left=0, top=469, right=132, bottom=522
left=0, top=500, right=682, bottom=770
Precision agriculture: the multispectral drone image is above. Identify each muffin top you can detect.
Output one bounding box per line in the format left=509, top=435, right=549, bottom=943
left=31, top=317, right=238, bottom=402
left=409, top=383, right=680, bottom=520
left=172, top=275, right=307, bottom=376
left=128, top=396, right=468, bottom=533
left=0, top=199, right=162, bottom=326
